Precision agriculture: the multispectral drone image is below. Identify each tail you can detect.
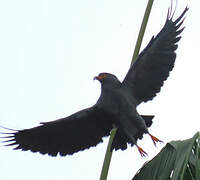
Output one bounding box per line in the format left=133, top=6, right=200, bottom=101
left=111, top=115, right=154, bottom=151
left=141, top=115, right=154, bottom=127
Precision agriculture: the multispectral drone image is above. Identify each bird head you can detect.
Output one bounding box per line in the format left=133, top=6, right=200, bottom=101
left=94, top=73, right=121, bottom=88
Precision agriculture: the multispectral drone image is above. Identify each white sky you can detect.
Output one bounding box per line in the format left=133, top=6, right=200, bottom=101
left=0, top=0, right=198, bottom=179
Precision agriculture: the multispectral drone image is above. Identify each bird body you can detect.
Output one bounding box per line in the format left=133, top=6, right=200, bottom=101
left=94, top=73, right=155, bottom=156
left=1, top=6, right=188, bottom=157
left=95, top=73, right=146, bottom=134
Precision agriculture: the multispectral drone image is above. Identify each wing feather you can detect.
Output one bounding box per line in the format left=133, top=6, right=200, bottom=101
left=1, top=106, right=113, bottom=156
left=122, top=7, right=188, bottom=104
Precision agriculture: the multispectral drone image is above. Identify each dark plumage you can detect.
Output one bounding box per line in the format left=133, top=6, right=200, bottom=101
left=1, top=6, right=188, bottom=157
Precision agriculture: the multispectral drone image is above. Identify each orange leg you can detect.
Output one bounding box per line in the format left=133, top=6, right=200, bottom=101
left=148, top=133, right=163, bottom=146
left=136, top=145, right=148, bottom=157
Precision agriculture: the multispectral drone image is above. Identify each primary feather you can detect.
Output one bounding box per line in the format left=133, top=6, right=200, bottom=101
left=122, top=7, right=188, bottom=104
left=2, top=107, right=113, bottom=156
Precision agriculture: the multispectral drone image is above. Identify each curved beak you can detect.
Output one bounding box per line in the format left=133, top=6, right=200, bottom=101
left=93, top=74, right=106, bottom=81
left=93, top=76, right=99, bottom=81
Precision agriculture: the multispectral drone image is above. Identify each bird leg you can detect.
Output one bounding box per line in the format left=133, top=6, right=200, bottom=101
left=148, top=133, right=163, bottom=146
left=136, top=144, right=148, bottom=157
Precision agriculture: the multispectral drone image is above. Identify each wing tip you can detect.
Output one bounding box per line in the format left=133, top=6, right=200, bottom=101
left=0, top=125, right=19, bottom=132
left=166, top=0, right=189, bottom=23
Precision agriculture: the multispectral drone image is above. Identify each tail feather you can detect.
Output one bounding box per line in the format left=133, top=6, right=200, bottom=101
left=111, top=115, right=154, bottom=151
left=141, top=115, right=154, bottom=127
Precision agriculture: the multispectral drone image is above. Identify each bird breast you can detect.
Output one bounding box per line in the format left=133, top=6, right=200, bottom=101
left=98, top=88, right=137, bottom=117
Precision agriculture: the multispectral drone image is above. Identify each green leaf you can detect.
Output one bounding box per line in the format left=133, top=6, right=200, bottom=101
left=132, top=132, right=200, bottom=180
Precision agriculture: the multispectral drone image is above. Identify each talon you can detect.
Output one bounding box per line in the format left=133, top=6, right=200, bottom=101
left=136, top=145, right=148, bottom=157
left=148, top=133, right=163, bottom=146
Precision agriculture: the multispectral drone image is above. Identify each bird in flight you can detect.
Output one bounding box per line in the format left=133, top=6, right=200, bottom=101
left=1, top=6, right=188, bottom=157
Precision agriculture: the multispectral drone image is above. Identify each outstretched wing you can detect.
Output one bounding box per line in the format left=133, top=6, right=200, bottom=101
left=1, top=106, right=113, bottom=156
left=122, top=7, right=188, bottom=104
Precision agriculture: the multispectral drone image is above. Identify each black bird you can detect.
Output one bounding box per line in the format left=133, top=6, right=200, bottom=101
left=1, top=6, right=188, bottom=157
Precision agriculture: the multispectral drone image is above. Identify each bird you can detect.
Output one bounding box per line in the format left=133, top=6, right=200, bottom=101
left=1, top=6, right=188, bottom=157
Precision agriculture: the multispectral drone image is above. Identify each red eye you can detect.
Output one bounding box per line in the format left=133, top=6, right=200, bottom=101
left=100, top=74, right=107, bottom=79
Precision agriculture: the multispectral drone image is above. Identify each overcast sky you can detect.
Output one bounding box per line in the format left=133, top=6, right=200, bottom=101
left=0, top=0, right=198, bottom=179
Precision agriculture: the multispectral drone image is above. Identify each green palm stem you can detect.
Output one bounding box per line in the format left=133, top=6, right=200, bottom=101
left=100, top=125, right=117, bottom=180
left=100, top=0, right=154, bottom=179
left=131, top=0, right=154, bottom=65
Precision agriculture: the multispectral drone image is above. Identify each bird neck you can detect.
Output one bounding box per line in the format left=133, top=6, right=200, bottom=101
left=101, top=81, right=121, bottom=92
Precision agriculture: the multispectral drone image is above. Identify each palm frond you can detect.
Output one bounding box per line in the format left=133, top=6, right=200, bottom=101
left=132, top=132, right=200, bottom=180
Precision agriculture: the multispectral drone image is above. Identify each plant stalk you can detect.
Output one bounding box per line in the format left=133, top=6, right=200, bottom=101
left=100, top=0, right=154, bottom=179
left=100, top=127, right=117, bottom=180
left=131, top=0, right=154, bottom=65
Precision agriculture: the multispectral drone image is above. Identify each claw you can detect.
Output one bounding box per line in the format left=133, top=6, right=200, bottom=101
left=136, top=145, right=148, bottom=157
left=148, top=133, right=163, bottom=146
